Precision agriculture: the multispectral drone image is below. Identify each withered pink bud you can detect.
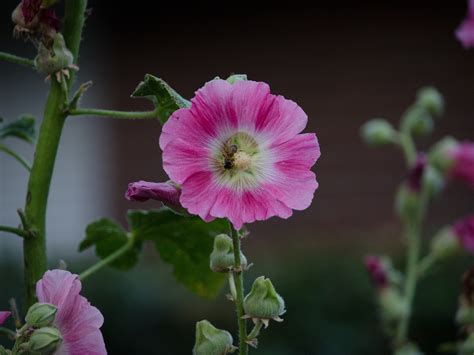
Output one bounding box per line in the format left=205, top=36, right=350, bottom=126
left=407, top=153, right=427, bottom=192
left=364, top=255, right=388, bottom=289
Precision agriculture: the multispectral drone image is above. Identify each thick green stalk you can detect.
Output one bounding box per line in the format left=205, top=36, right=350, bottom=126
left=22, top=0, right=88, bottom=307
left=230, top=223, right=248, bottom=355
left=23, top=80, right=66, bottom=306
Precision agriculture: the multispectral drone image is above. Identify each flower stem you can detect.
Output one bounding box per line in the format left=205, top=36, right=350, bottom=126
left=68, top=108, right=159, bottom=120
left=0, top=144, right=31, bottom=171
left=0, top=327, right=16, bottom=340
left=247, top=321, right=263, bottom=341
left=0, top=51, right=35, bottom=69
left=0, top=225, right=29, bottom=239
left=417, top=253, right=437, bottom=278
left=22, top=0, right=88, bottom=308
left=229, top=222, right=248, bottom=355
left=79, top=234, right=135, bottom=281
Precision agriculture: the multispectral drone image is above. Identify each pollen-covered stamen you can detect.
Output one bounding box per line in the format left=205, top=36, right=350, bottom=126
left=233, top=151, right=252, bottom=171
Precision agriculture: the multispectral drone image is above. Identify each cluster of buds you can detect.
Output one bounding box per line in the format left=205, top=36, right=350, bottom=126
left=13, top=302, right=63, bottom=354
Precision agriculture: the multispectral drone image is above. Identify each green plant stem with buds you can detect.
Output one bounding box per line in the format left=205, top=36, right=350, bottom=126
left=79, top=234, right=136, bottom=281
left=0, top=144, right=31, bottom=171
left=0, top=225, right=29, bottom=239
left=229, top=223, right=248, bottom=355
left=0, top=51, right=35, bottom=69
left=22, top=0, right=88, bottom=308
left=69, top=107, right=159, bottom=120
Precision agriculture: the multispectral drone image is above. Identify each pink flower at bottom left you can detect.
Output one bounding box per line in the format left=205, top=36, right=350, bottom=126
left=36, top=269, right=107, bottom=355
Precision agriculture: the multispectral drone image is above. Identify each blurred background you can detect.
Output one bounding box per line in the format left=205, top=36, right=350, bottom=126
left=1, top=0, right=474, bottom=353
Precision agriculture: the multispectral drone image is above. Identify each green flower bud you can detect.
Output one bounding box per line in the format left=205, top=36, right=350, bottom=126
left=456, top=301, right=474, bottom=326
left=226, top=74, right=247, bottom=84
left=422, top=165, right=444, bottom=197
left=25, top=303, right=57, bottom=328
left=26, top=327, right=62, bottom=354
left=429, top=136, right=458, bottom=173
left=395, top=185, right=419, bottom=220
left=394, top=342, right=422, bottom=355
left=401, top=105, right=433, bottom=137
left=192, top=320, right=236, bottom=355
left=430, top=226, right=460, bottom=260
left=459, top=333, right=474, bottom=354
left=361, top=119, right=398, bottom=146
left=35, top=33, right=74, bottom=76
left=416, top=86, right=444, bottom=117
left=379, top=288, right=408, bottom=322
left=244, top=276, right=285, bottom=323
left=210, top=234, right=247, bottom=272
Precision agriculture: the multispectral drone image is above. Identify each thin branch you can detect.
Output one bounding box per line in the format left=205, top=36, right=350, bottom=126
left=0, top=225, right=29, bottom=238
left=0, top=51, right=35, bottom=69
left=68, top=107, right=159, bottom=120
left=0, top=144, right=32, bottom=171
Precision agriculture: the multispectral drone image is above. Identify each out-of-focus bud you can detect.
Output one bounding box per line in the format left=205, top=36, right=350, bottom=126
left=449, top=142, right=474, bottom=189
left=459, top=334, right=474, bottom=355
left=192, top=320, right=236, bottom=355
left=401, top=105, right=433, bottom=137
left=25, top=302, right=57, bottom=328
left=364, top=255, right=388, bottom=289
left=454, top=215, right=474, bottom=254
left=361, top=119, right=398, bottom=146
left=0, top=311, right=10, bottom=326
left=430, top=226, right=461, bottom=261
left=226, top=74, right=247, bottom=84
left=379, top=288, right=408, bottom=323
left=416, top=86, right=444, bottom=117
left=394, top=342, right=422, bottom=355
left=429, top=136, right=458, bottom=173
left=422, top=165, right=444, bottom=197
left=407, top=153, right=427, bottom=193
left=395, top=185, right=419, bottom=220
left=243, top=276, right=285, bottom=326
left=25, top=327, right=62, bottom=354
left=210, top=234, right=247, bottom=272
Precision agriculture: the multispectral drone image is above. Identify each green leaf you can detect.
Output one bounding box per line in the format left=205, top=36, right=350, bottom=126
left=128, top=209, right=228, bottom=298
left=80, top=218, right=141, bottom=271
left=0, top=115, right=36, bottom=143
left=131, top=74, right=190, bottom=124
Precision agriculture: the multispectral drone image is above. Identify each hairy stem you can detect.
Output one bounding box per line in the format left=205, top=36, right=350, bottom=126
left=0, top=225, right=29, bottom=239
left=230, top=223, right=248, bottom=355
left=68, top=107, right=159, bottom=120
left=0, top=144, right=31, bottom=171
left=79, top=234, right=135, bottom=281
left=22, top=0, right=88, bottom=307
left=0, top=51, right=35, bottom=69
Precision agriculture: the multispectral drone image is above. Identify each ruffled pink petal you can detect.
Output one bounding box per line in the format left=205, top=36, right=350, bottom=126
left=36, top=270, right=106, bottom=355
left=0, top=311, right=10, bottom=325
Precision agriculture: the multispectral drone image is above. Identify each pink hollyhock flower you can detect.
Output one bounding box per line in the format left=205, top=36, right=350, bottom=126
left=36, top=270, right=106, bottom=355
left=449, top=142, right=474, bottom=188
left=364, top=256, right=388, bottom=289
left=456, top=0, right=474, bottom=48
left=159, top=79, right=320, bottom=229
left=0, top=311, right=10, bottom=325
left=454, top=215, right=474, bottom=253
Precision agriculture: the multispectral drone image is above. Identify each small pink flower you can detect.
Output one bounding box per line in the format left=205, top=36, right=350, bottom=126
left=364, top=256, right=388, bottom=289
left=456, top=0, right=474, bottom=48
left=450, top=142, right=474, bottom=188
left=0, top=311, right=10, bottom=325
left=454, top=215, right=474, bottom=253
left=125, top=180, right=185, bottom=212
left=36, top=270, right=106, bottom=355
left=159, top=79, right=320, bottom=229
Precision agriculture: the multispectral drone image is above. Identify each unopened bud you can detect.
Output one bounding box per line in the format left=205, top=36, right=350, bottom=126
left=422, top=165, right=444, bottom=196
left=210, top=234, right=247, bottom=272
left=401, top=105, right=433, bottom=137
left=379, top=288, right=408, bottom=322
left=26, top=327, right=62, bottom=354
left=361, top=119, right=397, bottom=146
left=193, top=320, right=236, bottom=355
left=35, top=33, right=74, bottom=76
left=226, top=74, right=247, bottom=84
left=395, top=185, right=419, bottom=220
left=244, top=276, right=285, bottom=324
left=25, top=302, right=57, bottom=328
left=459, top=333, right=474, bottom=354
left=429, top=136, right=458, bottom=173
left=394, top=342, right=422, bottom=355
left=416, top=87, right=444, bottom=117
left=430, top=227, right=460, bottom=260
